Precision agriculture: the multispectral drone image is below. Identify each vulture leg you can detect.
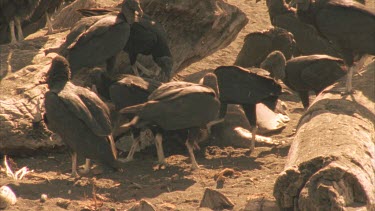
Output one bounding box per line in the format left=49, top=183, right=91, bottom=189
left=71, top=152, right=79, bottom=177
left=124, top=134, right=140, bottom=162
left=79, top=159, right=91, bottom=174
left=45, top=12, right=53, bottom=34
left=298, top=91, right=310, bottom=109
left=206, top=103, right=227, bottom=134
left=345, top=66, right=355, bottom=94
left=186, top=128, right=201, bottom=170
left=135, top=61, right=155, bottom=76
left=242, top=104, right=257, bottom=153
left=14, top=17, right=24, bottom=41
left=219, top=103, right=228, bottom=119
left=206, top=118, right=224, bottom=134
left=9, top=20, right=17, bottom=44
left=131, top=64, right=141, bottom=76
left=106, top=56, right=117, bottom=75
left=154, top=133, right=166, bottom=164
left=108, top=135, right=118, bottom=160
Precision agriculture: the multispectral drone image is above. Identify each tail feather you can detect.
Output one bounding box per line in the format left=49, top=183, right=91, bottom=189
left=119, top=103, right=147, bottom=114
left=113, top=116, right=139, bottom=138
left=76, top=8, right=117, bottom=17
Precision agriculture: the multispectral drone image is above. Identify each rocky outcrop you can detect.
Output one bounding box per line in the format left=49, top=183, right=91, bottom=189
left=0, top=0, right=248, bottom=155
left=273, top=59, right=375, bottom=210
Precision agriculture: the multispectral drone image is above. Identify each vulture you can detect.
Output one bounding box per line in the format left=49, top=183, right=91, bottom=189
left=77, top=8, right=173, bottom=82
left=90, top=69, right=162, bottom=111
left=0, top=0, right=41, bottom=43
left=261, top=51, right=348, bottom=108
left=45, top=0, right=144, bottom=76
left=117, top=76, right=220, bottom=170
left=43, top=56, right=121, bottom=177
left=234, top=27, right=296, bottom=68
left=212, top=66, right=282, bottom=152
left=295, top=0, right=375, bottom=93
left=264, top=0, right=341, bottom=58
left=90, top=70, right=162, bottom=161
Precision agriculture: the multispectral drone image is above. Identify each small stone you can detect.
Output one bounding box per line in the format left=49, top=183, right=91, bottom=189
left=0, top=186, right=17, bottom=209
left=128, top=199, right=156, bottom=211
left=56, top=200, right=71, bottom=209
left=40, top=194, right=48, bottom=203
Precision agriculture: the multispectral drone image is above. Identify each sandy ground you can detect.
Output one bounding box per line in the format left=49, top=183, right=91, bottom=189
left=0, top=0, right=321, bottom=210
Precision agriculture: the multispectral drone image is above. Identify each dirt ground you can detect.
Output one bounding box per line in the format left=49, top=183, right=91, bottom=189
left=0, top=0, right=314, bottom=210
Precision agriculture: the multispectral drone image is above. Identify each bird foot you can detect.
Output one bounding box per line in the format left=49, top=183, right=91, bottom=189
left=190, top=164, right=201, bottom=171
left=71, top=171, right=80, bottom=178
left=118, top=157, right=134, bottom=163
left=78, top=168, right=90, bottom=175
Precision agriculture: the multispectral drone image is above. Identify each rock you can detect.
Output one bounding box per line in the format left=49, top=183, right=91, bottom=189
left=244, top=193, right=279, bottom=211
left=40, top=194, right=48, bottom=203
left=127, top=199, right=156, bottom=211
left=0, top=186, right=17, bottom=209
left=199, top=188, right=234, bottom=209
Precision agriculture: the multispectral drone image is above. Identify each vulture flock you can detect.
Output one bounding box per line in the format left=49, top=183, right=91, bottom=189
left=0, top=0, right=374, bottom=177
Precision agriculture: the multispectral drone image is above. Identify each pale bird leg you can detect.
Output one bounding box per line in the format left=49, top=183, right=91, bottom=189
left=345, top=66, right=355, bottom=94
left=132, top=64, right=140, bottom=76
left=91, top=85, right=98, bottom=94
left=79, top=159, right=91, bottom=174
left=9, top=20, right=17, bottom=44
left=14, top=17, right=24, bottom=41
left=206, top=118, right=225, bottom=134
left=154, top=133, right=166, bottom=164
left=135, top=61, right=154, bottom=76
left=124, top=135, right=140, bottom=162
left=250, top=127, right=257, bottom=153
left=108, top=135, right=118, bottom=160
left=45, top=12, right=54, bottom=34
left=186, top=141, right=199, bottom=170
left=33, top=98, right=43, bottom=123
left=71, top=152, right=78, bottom=177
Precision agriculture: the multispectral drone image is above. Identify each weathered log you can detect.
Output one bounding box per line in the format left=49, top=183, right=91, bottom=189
left=0, top=0, right=247, bottom=155
left=52, top=0, right=248, bottom=77
left=273, top=60, right=375, bottom=210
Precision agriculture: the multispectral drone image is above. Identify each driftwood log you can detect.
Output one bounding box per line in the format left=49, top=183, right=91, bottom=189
left=0, top=0, right=247, bottom=155
left=274, top=60, right=375, bottom=210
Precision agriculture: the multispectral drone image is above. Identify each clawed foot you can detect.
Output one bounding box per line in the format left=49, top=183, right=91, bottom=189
left=118, top=157, right=134, bottom=163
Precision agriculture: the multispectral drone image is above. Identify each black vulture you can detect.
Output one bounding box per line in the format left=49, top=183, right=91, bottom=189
left=45, top=0, right=144, bottom=76
left=295, top=0, right=375, bottom=93
left=78, top=9, right=173, bottom=82
left=234, top=27, right=296, bottom=68
left=0, top=0, right=40, bottom=43
left=117, top=77, right=220, bottom=170
left=90, top=69, right=162, bottom=111
left=264, top=0, right=341, bottom=58
left=90, top=69, right=163, bottom=161
left=212, top=66, right=282, bottom=152
left=43, top=55, right=120, bottom=177
left=261, top=51, right=348, bottom=108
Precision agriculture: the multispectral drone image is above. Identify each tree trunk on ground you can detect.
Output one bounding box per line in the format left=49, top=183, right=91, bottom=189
left=273, top=59, right=375, bottom=210
left=0, top=0, right=247, bottom=155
